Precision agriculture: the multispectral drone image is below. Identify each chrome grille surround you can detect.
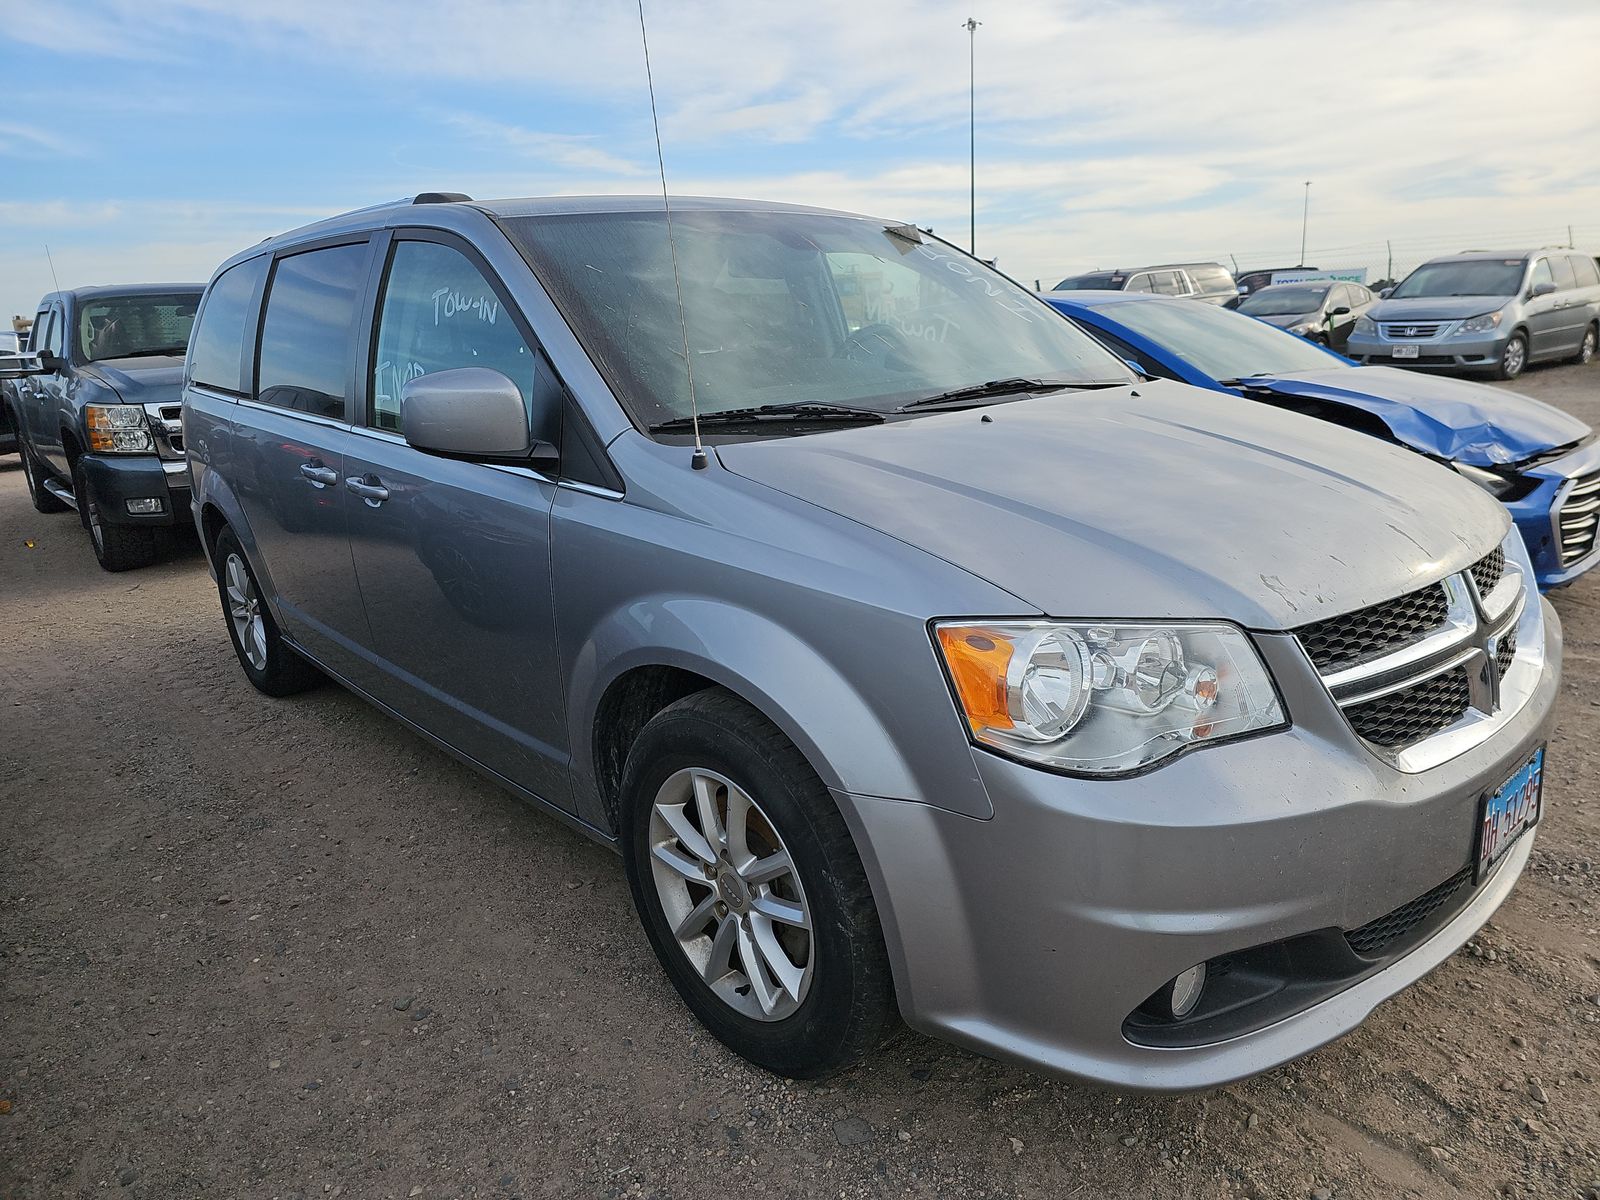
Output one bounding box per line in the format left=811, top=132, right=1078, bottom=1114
left=143, top=401, right=185, bottom=461
left=1297, top=538, right=1541, bottom=773
left=1554, top=471, right=1600, bottom=567
left=1379, top=320, right=1452, bottom=340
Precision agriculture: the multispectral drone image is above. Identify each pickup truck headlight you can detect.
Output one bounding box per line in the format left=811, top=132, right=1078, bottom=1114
left=934, top=620, right=1285, bottom=775
left=86, top=404, right=156, bottom=454
left=1454, top=311, right=1503, bottom=336
left=1354, top=315, right=1376, bottom=334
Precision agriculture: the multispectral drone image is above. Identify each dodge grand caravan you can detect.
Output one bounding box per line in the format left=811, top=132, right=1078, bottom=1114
left=185, top=195, right=1558, bottom=1089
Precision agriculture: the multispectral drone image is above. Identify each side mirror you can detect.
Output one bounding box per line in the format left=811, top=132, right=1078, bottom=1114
left=1530, top=281, right=1557, bottom=299
left=0, top=352, right=46, bottom=380
left=1329, top=305, right=1351, bottom=317
left=1378, top=287, right=1393, bottom=299
left=401, top=367, right=557, bottom=470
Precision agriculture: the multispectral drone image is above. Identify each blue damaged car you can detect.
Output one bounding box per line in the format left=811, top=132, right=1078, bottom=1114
left=1043, top=291, right=1600, bottom=589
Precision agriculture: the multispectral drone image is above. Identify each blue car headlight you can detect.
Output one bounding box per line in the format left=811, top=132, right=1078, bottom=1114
left=1354, top=315, right=1376, bottom=335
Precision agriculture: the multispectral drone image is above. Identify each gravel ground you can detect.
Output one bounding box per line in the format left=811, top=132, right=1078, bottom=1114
left=2, top=360, right=1598, bottom=1200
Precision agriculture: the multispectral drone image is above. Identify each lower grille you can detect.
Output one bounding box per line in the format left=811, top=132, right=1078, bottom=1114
left=1344, top=867, right=1472, bottom=956
left=1347, top=669, right=1470, bottom=748
left=1558, top=472, right=1600, bottom=566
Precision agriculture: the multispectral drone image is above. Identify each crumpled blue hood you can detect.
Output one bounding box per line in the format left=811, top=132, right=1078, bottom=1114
left=1240, top=366, right=1590, bottom=467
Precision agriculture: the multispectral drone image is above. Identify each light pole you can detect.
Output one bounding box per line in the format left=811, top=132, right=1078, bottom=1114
left=1299, top=180, right=1312, bottom=267
left=964, top=17, right=980, bottom=255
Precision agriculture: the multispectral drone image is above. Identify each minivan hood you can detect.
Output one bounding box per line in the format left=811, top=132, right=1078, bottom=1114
left=78, top=355, right=185, bottom=405
left=1368, top=295, right=1510, bottom=321
left=717, top=380, right=1507, bottom=629
left=1241, top=366, right=1589, bottom=466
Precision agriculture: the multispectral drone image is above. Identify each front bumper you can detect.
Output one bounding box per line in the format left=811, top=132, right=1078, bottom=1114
left=840, top=602, right=1560, bottom=1090
left=1503, top=439, right=1600, bottom=589
left=1347, top=327, right=1506, bottom=371
left=77, top=454, right=190, bottom=527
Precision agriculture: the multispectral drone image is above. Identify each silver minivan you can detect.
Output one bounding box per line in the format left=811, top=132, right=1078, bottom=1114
left=1347, top=249, right=1600, bottom=379
left=185, top=195, right=1558, bottom=1089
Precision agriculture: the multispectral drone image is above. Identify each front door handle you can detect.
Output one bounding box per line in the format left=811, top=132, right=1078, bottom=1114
left=299, top=462, right=339, bottom=488
left=345, top=474, right=390, bottom=506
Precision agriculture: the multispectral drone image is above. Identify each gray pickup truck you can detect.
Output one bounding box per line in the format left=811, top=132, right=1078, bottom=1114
left=2, top=285, right=203, bottom=570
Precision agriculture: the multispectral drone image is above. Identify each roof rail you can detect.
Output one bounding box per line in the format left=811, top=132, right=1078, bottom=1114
left=414, top=192, right=473, bottom=204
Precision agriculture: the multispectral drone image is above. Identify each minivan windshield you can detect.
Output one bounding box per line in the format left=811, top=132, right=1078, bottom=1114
left=77, top=293, right=200, bottom=363
left=1389, top=260, right=1525, bottom=300
left=1095, top=298, right=1346, bottom=380
left=505, top=210, right=1131, bottom=429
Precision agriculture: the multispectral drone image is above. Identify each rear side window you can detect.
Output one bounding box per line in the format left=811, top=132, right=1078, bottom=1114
left=191, top=258, right=268, bottom=394
left=1124, top=273, right=1155, bottom=293
left=1189, top=265, right=1233, bottom=293
left=1573, top=255, right=1600, bottom=288
left=370, top=239, right=540, bottom=433
left=1548, top=255, right=1577, bottom=291
left=1151, top=271, right=1187, bottom=296
left=256, top=243, right=370, bottom=420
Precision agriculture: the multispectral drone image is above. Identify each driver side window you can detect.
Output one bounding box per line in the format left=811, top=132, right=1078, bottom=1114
left=1530, top=259, right=1554, bottom=291
left=371, top=240, right=537, bottom=433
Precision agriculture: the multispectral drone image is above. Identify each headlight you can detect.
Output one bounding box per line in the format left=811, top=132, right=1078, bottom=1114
left=1453, top=461, right=1529, bottom=500
left=1454, top=311, right=1503, bottom=336
left=934, top=620, right=1285, bottom=775
left=1289, top=322, right=1316, bottom=336
left=86, top=404, right=155, bottom=454
left=1354, top=315, right=1376, bottom=334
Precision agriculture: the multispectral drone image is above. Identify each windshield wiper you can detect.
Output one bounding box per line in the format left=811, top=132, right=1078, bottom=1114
left=898, top=377, right=1129, bottom=411
left=649, top=402, right=885, bottom=433
left=114, top=346, right=187, bottom=359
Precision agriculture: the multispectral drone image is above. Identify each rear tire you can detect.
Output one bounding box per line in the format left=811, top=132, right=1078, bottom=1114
left=72, top=457, right=157, bottom=571
left=619, top=689, right=895, bottom=1079
left=1574, top=324, right=1597, bottom=366
left=213, top=525, right=322, bottom=696
left=21, top=443, right=70, bottom=514
left=1495, top=332, right=1528, bottom=380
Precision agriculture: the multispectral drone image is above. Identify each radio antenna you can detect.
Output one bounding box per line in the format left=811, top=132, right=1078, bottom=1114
left=636, top=0, right=706, bottom=469
left=44, top=244, right=62, bottom=294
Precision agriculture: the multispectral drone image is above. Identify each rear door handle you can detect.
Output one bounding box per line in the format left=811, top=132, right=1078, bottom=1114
left=299, top=462, right=339, bottom=488
left=345, top=474, right=390, bottom=506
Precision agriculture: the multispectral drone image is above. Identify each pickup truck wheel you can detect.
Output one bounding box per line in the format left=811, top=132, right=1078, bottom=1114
left=619, top=689, right=894, bottom=1079
left=72, top=458, right=156, bottom=571
left=21, top=443, right=70, bottom=514
left=213, top=525, right=322, bottom=696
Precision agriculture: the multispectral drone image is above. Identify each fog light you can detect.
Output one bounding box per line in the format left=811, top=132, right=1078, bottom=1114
left=1167, top=963, right=1207, bottom=1018
left=125, top=497, right=164, bottom=514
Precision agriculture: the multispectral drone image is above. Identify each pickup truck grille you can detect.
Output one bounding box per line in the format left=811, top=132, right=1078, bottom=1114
left=1557, top=472, right=1600, bottom=566
left=143, top=402, right=185, bottom=460
left=1294, top=547, right=1525, bottom=764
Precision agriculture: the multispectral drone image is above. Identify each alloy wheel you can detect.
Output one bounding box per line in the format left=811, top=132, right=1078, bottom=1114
left=1582, top=329, right=1596, bottom=365
left=225, top=552, right=269, bottom=671
left=1503, top=337, right=1526, bottom=376
left=647, top=767, right=814, bottom=1021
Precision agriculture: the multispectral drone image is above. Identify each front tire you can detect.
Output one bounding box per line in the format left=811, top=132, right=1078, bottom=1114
left=73, top=458, right=157, bottom=572
left=212, top=525, right=322, bottom=696
left=619, top=689, right=894, bottom=1079
left=1495, top=331, right=1528, bottom=380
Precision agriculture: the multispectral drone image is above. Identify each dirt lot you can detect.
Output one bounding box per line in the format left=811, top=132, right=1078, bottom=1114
left=3, top=362, right=1599, bottom=1200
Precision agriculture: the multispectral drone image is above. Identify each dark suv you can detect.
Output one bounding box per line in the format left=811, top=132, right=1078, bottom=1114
left=1, top=285, right=203, bottom=569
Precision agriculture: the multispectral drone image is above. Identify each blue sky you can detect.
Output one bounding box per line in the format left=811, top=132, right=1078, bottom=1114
left=3, top=0, right=1598, bottom=319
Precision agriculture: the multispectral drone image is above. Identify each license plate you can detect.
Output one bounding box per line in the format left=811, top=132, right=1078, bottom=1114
left=1392, top=344, right=1420, bottom=359
left=1476, top=747, right=1543, bottom=882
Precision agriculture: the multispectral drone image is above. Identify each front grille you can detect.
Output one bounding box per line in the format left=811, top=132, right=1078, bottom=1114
left=1346, top=669, right=1471, bottom=748
left=1471, top=547, right=1504, bottom=596
left=1558, top=472, right=1600, bottom=566
left=1293, top=583, right=1449, bottom=672
left=1344, top=867, right=1472, bottom=956
left=1380, top=322, right=1446, bottom=339
left=1495, top=625, right=1517, bottom=675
